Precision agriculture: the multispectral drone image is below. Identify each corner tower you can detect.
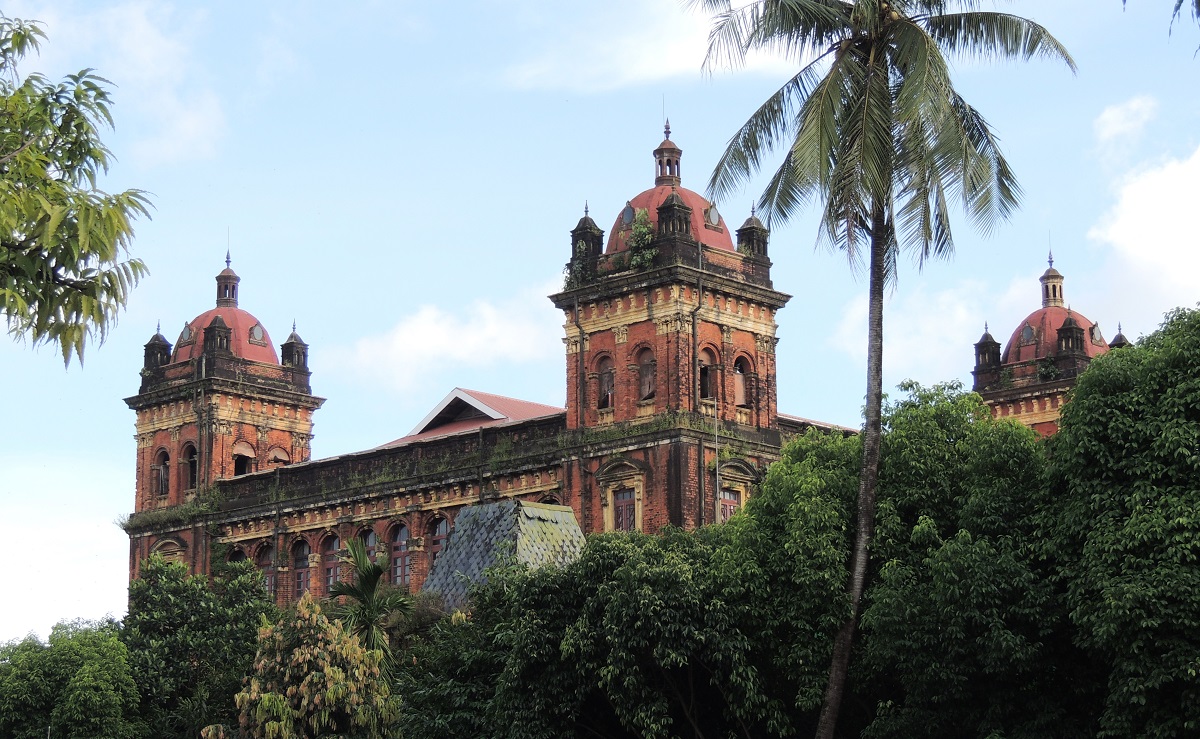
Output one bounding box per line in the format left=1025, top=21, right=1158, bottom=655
left=125, top=258, right=324, bottom=573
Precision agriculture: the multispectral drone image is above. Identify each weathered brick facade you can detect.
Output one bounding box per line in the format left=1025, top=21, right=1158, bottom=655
left=123, top=130, right=847, bottom=602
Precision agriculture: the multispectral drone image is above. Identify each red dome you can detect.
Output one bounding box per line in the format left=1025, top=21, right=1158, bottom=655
left=1002, top=306, right=1109, bottom=364
left=171, top=307, right=280, bottom=365
left=606, top=185, right=735, bottom=254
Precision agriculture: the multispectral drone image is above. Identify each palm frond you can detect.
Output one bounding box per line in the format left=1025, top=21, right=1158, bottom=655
left=923, top=12, right=1076, bottom=72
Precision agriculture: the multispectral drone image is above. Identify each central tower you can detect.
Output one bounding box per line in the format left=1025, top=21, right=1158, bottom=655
left=550, top=126, right=791, bottom=531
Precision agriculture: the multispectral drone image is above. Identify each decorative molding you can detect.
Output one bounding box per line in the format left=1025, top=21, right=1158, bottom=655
left=614, top=325, right=629, bottom=344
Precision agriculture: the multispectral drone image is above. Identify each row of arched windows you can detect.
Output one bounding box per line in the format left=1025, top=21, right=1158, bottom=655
left=148, top=440, right=294, bottom=500
left=594, top=347, right=755, bottom=410
left=234, top=515, right=453, bottom=598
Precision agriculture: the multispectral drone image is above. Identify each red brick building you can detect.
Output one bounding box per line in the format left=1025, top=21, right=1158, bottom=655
left=972, top=255, right=1128, bottom=435
left=123, top=127, right=848, bottom=602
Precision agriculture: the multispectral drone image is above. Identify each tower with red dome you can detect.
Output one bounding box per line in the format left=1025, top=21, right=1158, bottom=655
left=124, top=257, right=324, bottom=574
left=550, top=123, right=792, bottom=531
left=972, top=255, right=1115, bottom=435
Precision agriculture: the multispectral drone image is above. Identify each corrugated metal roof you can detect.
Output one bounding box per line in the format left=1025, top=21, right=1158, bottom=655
left=422, top=500, right=585, bottom=609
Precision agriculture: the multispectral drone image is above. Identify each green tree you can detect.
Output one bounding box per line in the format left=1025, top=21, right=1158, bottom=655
left=0, top=15, right=149, bottom=365
left=329, top=537, right=413, bottom=675
left=0, top=619, right=142, bottom=739
left=203, top=592, right=401, bottom=739
left=693, top=3, right=1073, bottom=734
left=859, top=382, right=1100, bottom=738
left=122, top=555, right=278, bottom=738
left=1042, top=307, right=1200, bottom=737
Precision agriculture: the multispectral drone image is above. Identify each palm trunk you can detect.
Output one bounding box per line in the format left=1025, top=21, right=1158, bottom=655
left=814, top=206, right=887, bottom=739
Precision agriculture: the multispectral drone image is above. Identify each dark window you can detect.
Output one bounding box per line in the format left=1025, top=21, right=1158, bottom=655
left=292, top=541, right=311, bottom=595
left=154, top=450, right=170, bottom=497
left=392, top=525, right=410, bottom=586
left=638, top=348, right=656, bottom=400
left=734, top=358, right=751, bottom=408
left=1021, top=325, right=1035, bottom=343
left=321, top=536, right=340, bottom=591
left=699, top=348, right=717, bottom=400
left=182, top=444, right=198, bottom=490
left=598, top=357, right=615, bottom=409
left=720, top=488, right=741, bottom=523
left=429, top=518, right=449, bottom=566
left=614, top=488, right=636, bottom=531
left=228, top=548, right=247, bottom=562
left=234, top=454, right=251, bottom=476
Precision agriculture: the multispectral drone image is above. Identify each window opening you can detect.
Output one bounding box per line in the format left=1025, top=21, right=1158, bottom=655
left=638, top=348, right=656, bottom=400
left=429, top=518, right=449, bottom=566
left=234, top=454, right=251, bottom=476
left=598, top=356, right=615, bottom=409
left=392, top=525, right=410, bottom=586
left=292, top=541, right=311, bottom=595
left=699, top=348, right=717, bottom=400
left=322, top=536, right=340, bottom=591
left=360, top=529, right=378, bottom=562
left=734, top=358, right=750, bottom=407
left=182, top=445, right=198, bottom=490
left=614, top=488, right=636, bottom=531
left=256, top=546, right=275, bottom=594
left=154, top=450, right=170, bottom=497
left=720, top=488, right=741, bottom=523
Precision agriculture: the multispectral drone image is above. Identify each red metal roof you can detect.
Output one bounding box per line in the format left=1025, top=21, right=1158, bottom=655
left=171, top=307, right=280, bottom=365
left=606, top=185, right=735, bottom=254
left=376, top=388, right=564, bottom=448
left=1001, top=306, right=1109, bottom=365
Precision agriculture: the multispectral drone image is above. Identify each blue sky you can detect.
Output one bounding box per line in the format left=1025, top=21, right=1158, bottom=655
left=1, top=0, right=1196, bottom=641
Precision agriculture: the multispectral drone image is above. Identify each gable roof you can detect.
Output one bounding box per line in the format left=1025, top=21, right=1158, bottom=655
left=421, top=500, right=585, bottom=609
left=376, top=388, right=564, bottom=449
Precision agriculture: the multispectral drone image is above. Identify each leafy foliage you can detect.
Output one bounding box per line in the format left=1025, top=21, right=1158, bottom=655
left=0, top=15, right=150, bottom=365
left=1043, top=307, right=1200, bottom=737
left=329, top=537, right=413, bottom=676
left=122, top=555, right=278, bottom=738
left=203, top=592, right=401, bottom=739
left=0, top=619, right=143, bottom=739
left=625, top=208, right=658, bottom=270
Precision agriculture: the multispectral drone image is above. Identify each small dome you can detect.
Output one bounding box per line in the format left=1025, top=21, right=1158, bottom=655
left=740, top=213, right=766, bottom=230
left=977, top=325, right=997, bottom=344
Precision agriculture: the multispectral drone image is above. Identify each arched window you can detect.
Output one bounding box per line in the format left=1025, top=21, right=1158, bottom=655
left=637, top=348, right=656, bottom=400
left=228, top=548, right=247, bottom=562
left=699, top=348, right=717, bottom=400
left=154, top=449, right=170, bottom=497
left=232, top=441, right=255, bottom=477
left=152, top=539, right=184, bottom=564
left=181, top=444, right=198, bottom=490
left=597, top=356, right=615, bottom=409
left=256, top=545, right=275, bottom=594
left=540, top=495, right=562, bottom=506
left=360, top=528, right=378, bottom=562
left=292, top=540, right=311, bottom=595
left=733, top=357, right=751, bottom=408
left=391, top=525, right=411, bottom=586
left=429, top=517, right=449, bottom=566
left=321, top=535, right=340, bottom=591
left=268, top=448, right=290, bottom=465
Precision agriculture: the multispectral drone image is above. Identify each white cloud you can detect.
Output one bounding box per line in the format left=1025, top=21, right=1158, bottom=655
left=331, top=282, right=564, bottom=394
left=1087, top=143, right=1200, bottom=328
left=829, top=279, right=993, bottom=387
left=502, top=1, right=793, bottom=92
left=1093, top=95, right=1158, bottom=143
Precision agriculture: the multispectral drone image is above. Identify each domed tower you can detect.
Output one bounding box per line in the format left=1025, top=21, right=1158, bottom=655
left=973, top=254, right=1109, bottom=435
left=125, top=257, right=324, bottom=573
left=550, top=125, right=790, bottom=531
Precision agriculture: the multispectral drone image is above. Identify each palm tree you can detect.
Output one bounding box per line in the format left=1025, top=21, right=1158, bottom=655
left=329, top=537, right=413, bottom=675
left=692, top=1, right=1073, bottom=736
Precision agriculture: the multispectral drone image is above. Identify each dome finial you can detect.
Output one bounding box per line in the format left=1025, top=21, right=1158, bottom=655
left=156, top=320, right=161, bottom=334
left=664, top=118, right=671, bottom=140
left=584, top=200, right=589, bottom=217
left=1118, top=322, right=1123, bottom=333
left=984, top=321, right=989, bottom=332
left=1048, top=248, right=1054, bottom=268
left=225, top=249, right=231, bottom=268
left=292, top=319, right=297, bottom=332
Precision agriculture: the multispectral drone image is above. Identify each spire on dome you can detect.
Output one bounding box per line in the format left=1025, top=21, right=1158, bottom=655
left=1048, top=248, right=1054, bottom=268
left=1040, top=256, right=1064, bottom=308
left=225, top=249, right=231, bottom=269
left=664, top=119, right=671, bottom=140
